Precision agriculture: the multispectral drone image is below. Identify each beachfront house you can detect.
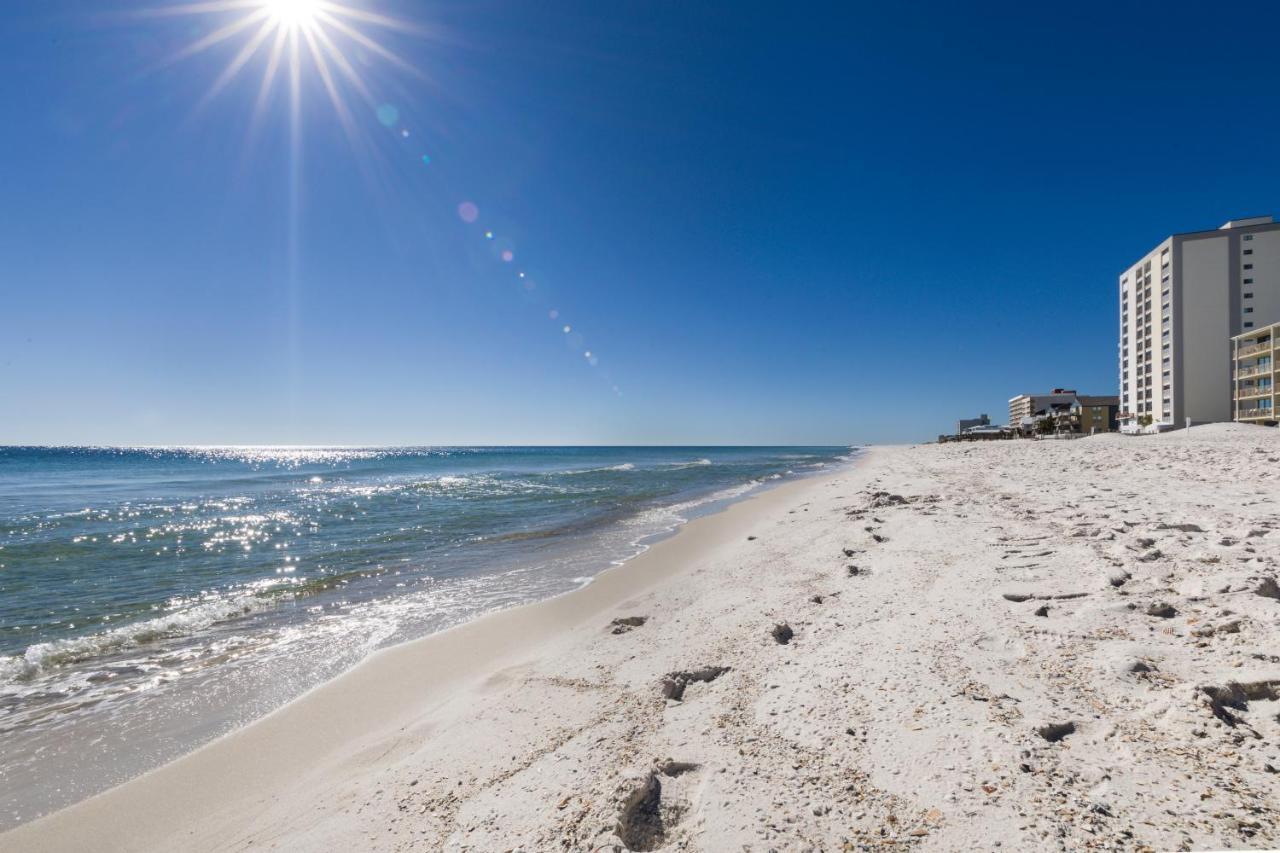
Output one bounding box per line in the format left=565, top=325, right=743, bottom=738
left=1070, top=395, right=1120, bottom=434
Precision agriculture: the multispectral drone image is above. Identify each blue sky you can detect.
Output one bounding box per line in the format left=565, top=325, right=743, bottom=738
left=2, top=1, right=1278, bottom=445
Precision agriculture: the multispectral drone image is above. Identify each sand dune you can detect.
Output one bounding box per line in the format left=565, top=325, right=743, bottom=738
left=5, top=423, right=1280, bottom=851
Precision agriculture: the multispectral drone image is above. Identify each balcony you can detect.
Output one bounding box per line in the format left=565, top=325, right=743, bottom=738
left=1235, top=386, right=1274, bottom=400
left=1238, top=407, right=1275, bottom=420
left=1237, top=341, right=1273, bottom=357
left=1236, top=363, right=1274, bottom=379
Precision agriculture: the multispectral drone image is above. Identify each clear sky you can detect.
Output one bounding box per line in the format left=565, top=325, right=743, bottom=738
left=2, top=1, right=1278, bottom=445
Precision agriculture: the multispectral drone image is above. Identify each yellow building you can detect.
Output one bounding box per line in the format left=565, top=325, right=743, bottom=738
left=1232, top=323, right=1278, bottom=423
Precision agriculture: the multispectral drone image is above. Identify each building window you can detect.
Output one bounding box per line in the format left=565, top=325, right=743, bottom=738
left=1245, top=292, right=1254, bottom=299
left=1244, top=264, right=1254, bottom=270
left=1244, top=235, right=1254, bottom=241
left=1244, top=249, right=1254, bottom=255
left=1245, top=307, right=1254, bottom=314
left=1245, top=278, right=1254, bottom=284
left=1245, top=322, right=1255, bottom=329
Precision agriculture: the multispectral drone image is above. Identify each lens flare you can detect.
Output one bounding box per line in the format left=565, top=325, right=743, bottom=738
left=140, top=0, right=622, bottom=397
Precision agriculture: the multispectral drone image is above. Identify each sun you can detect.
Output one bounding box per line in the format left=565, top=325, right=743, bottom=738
left=263, top=0, right=319, bottom=31
left=146, top=0, right=428, bottom=143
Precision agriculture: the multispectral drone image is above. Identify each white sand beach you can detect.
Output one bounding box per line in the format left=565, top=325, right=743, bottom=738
left=5, top=424, right=1280, bottom=852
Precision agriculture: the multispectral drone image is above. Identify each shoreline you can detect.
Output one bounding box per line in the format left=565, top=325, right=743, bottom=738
left=0, top=454, right=843, bottom=852
left=6, top=426, right=1280, bottom=850
left=0, top=450, right=851, bottom=831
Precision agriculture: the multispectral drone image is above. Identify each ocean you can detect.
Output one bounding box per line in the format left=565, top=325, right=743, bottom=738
left=0, top=445, right=853, bottom=827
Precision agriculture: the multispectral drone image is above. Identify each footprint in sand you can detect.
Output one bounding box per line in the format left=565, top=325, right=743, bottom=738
left=609, top=616, right=648, bottom=635
left=660, top=666, right=730, bottom=701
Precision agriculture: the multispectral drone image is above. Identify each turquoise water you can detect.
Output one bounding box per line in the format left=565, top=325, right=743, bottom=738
left=0, top=445, right=852, bottom=827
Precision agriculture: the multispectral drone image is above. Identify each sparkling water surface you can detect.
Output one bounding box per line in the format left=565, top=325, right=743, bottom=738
left=0, top=445, right=853, bottom=828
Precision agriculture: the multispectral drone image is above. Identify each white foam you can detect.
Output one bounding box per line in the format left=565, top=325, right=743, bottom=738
left=563, top=462, right=635, bottom=474
left=2, top=593, right=272, bottom=683
left=665, top=458, right=712, bottom=469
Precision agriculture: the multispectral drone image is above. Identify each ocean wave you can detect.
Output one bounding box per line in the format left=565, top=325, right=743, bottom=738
left=310, top=473, right=565, bottom=499
left=664, top=458, right=712, bottom=469
left=0, top=594, right=276, bottom=684
left=625, top=479, right=765, bottom=532
left=562, top=462, right=635, bottom=475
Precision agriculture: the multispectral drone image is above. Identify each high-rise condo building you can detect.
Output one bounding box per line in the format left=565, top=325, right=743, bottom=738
left=1118, top=215, right=1280, bottom=429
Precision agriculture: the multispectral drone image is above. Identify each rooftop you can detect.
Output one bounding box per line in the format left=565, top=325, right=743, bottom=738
left=1124, top=216, right=1279, bottom=274
left=1008, top=390, right=1078, bottom=403
left=1220, top=216, right=1274, bottom=230
left=1231, top=321, right=1280, bottom=343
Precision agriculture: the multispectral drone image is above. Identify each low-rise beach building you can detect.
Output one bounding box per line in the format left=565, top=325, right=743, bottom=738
left=1009, top=390, right=1077, bottom=430
left=1009, top=391, right=1118, bottom=435
left=956, top=414, right=990, bottom=434
left=1232, top=322, right=1278, bottom=424
left=1071, top=395, right=1120, bottom=433
left=1119, top=215, right=1280, bottom=430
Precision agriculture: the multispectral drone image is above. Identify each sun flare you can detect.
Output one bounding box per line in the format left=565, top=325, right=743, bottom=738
left=263, top=0, right=320, bottom=31
left=145, top=0, right=427, bottom=141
